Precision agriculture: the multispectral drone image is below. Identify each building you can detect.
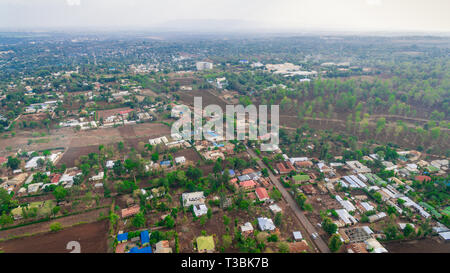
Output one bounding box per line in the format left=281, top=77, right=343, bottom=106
left=240, top=222, right=254, bottom=236
left=257, top=217, right=276, bottom=231
left=276, top=161, right=295, bottom=174
left=175, top=156, right=186, bottom=165
left=155, top=240, right=173, bottom=253
left=293, top=231, right=303, bottom=241
left=121, top=205, right=140, bottom=218
left=255, top=187, right=269, bottom=201
left=196, top=61, right=213, bottom=71
left=117, top=232, right=128, bottom=243
left=365, top=238, right=388, bottom=253
left=239, top=180, right=257, bottom=190
left=141, top=230, right=150, bottom=246
left=193, top=204, right=208, bottom=217
left=269, top=204, right=282, bottom=214
left=129, top=246, right=152, bottom=253
left=182, top=191, right=205, bottom=207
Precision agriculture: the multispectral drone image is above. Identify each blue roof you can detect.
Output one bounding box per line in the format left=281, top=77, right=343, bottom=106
left=207, top=131, right=219, bottom=137
left=213, top=142, right=224, bottom=147
left=117, top=233, right=128, bottom=241
left=222, top=169, right=235, bottom=176
left=160, top=160, right=171, bottom=165
left=140, top=230, right=150, bottom=245
left=129, top=246, right=152, bottom=253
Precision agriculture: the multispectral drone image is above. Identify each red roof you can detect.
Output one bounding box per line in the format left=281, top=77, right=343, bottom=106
left=119, top=109, right=133, bottom=115
left=121, top=205, right=140, bottom=218
left=255, top=187, right=269, bottom=201
left=276, top=162, right=295, bottom=174
left=239, top=180, right=257, bottom=189
left=415, top=175, right=431, bottom=182
left=51, top=174, right=61, bottom=184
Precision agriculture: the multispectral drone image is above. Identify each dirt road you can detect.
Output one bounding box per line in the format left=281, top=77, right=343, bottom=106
left=247, top=148, right=331, bottom=253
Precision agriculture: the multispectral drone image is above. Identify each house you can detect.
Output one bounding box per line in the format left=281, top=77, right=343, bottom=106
left=293, top=231, right=303, bottom=241
left=193, top=204, right=208, bottom=217
left=115, top=243, right=127, bottom=253
left=294, top=161, right=313, bottom=168
left=255, top=187, right=269, bottom=201
left=121, top=205, right=140, bottom=218
left=439, top=231, right=450, bottom=242
left=106, top=160, right=115, bottom=169
left=129, top=246, right=152, bottom=253
left=415, top=175, right=431, bottom=182
left=365, top=238, right=388, bottom=253
left=257, top=217, right=276, bottom=231
left=89, top=172, right=104, bottom=181
left=276, top=161, right=295, bottom=174
left=174, top=156, right=186, bottom=165
left=288, top=241, right=309, bottom=253
left=346, top=243, right=369, bottom=253
left=196, top=236, right=215, bottom=253
left=269, top=204, right=282, bottom=214
left=301, top=184, right=317, bottom=195
left=25, top=156, right=45, bottom=170
left=140, top=230, right=150, bottom=246
left=239, top=180, right=257, bottom=190
left=155, top=240, right=172, bottom=253
left=335, top=209, right=358, bottom=225
left=117, top=232, right=128, bottom=243
left=240, top=222, right=254, bottom=236
left=182, top=191, right=205, bottom=207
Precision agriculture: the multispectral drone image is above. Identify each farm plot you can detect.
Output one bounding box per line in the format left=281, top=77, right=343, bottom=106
left=0, top=220, right=109, bottom=253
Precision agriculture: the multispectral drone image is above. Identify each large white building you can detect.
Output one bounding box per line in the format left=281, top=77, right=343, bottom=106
left=196, top=61, right=213, bottom=71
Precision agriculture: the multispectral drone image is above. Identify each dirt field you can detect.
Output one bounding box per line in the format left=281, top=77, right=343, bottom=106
left=173, top=148, right=201, bottom=163
left=0, top=207, right=109, bottom=240
left=97, top=107, right=132, bottom=119
left=0, top=220, right=109, bottom=253
left=383, top=238, right=450, bottom=253
left=177, top=89, right=227, bottom=109
left=58, top=145, right=100, bottom=167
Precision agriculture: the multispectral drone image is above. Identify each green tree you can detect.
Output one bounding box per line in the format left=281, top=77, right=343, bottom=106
left=328, top=234, right=342, bottom=252
left=132, top=212, right=146, bottom=228
left=50, top=222, right=63, bottom=232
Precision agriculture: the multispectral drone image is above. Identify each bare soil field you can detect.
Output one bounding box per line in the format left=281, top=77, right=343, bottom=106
left=173, top=148, right=201, bottom=163
left=57, top=145, right=99, bottom=167
left=383, top=238, right=450, bottom=253
left=0, top=207, right=109, bottom=241
left=178, top=89, right=227, bottom=109
left=97, top=107, right=132, bottom=119
left=0, top=220, right=109, bottom=253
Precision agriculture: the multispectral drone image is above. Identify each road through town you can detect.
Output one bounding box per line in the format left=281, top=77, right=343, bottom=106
left=247, top=148, right=331, bottom=253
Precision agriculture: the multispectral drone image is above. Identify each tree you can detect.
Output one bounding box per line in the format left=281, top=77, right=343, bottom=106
left=132, top=212, right=146, bottom=228
left=151, top=152, right=159, bottom=162
left=0, top=212, right=13, bottom=227
left=403, top=224, right=415, bottom=237
left=52, top=206, right=61, bottom=217
left=0, top=188, right=18, bottom=214
left=278, top=242, right=290, bottom=253
left=50, top=222, right=63, bottom=232
left=52, top=186, right=68, bottom=202
left=222, top=234, right=232, bottom=249
left=6, top=156, right=21, bottom=170
left=322, top=217, right=338, bottom=235
left=328, top=234, right=342, bottom=252
left=261, top=168, right=269, bottom=178
left=163, top=215, right=175, bottom=228
left=274, top=212, right=283, bottom=227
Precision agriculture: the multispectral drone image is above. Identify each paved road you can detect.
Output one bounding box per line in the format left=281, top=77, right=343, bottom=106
left=247, top=148, right=331, bottom=253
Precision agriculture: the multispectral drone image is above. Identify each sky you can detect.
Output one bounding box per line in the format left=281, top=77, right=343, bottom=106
left=0, top=0, right=449, bottom=33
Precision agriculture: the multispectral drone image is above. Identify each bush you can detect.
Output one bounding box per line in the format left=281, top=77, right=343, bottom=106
left=50, top=222, right=63, bottom=232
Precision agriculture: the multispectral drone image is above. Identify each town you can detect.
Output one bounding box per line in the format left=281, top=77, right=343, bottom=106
left=0, top=26, right=448, bottom=255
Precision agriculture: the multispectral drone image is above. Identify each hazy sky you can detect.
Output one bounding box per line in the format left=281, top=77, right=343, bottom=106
left=0, top=0, right=449, bottom=32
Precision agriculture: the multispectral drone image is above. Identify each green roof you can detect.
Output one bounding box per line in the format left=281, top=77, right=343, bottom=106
left=426, top=165, right=440, bottom=172
left=441, top=206, right=450, bottom=216
left=292, top=175, right=310, bottom=182
left=196, top=236, right=215, bottom=251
